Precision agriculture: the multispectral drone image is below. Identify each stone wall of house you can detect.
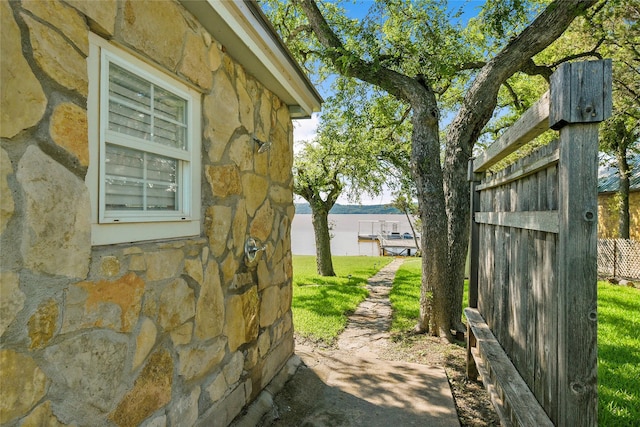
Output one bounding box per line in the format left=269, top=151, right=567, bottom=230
left=0, top=1, right=295, bottom=425
left=597, top=191, right=640, bottom=240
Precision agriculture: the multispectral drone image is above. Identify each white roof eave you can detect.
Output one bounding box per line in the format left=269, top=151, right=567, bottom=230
left=179, top=0, right=322, bottom=118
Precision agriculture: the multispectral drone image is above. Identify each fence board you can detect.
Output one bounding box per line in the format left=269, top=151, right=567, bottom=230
left=493, top=225, right=505, bottom=341
left=525, top=232, right=536, bottom=388
left=545, top=233, right=559, bottom=422
left=537, top=168, right=548, bottom=211
left=465, top=308, right=554, bottom=427
left=531, top=232, right=544, bottom=404
left=514, top=228, right=526, bottom=375
left=487, top=224, right=497, bottom=331
left=476, top=149, right=558, bottom=192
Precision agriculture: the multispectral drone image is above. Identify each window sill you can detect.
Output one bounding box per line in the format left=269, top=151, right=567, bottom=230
left=91, top=220, right=200, bottom=245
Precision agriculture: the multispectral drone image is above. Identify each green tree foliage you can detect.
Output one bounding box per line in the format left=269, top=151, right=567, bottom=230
left=293, top=77, right=410, bottom=275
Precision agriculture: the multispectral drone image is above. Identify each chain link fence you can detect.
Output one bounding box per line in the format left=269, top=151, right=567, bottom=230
left=598, top=239, right=640, bottom=280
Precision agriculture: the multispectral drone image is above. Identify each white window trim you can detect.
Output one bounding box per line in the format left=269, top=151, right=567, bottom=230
left=87, top=33, right=201, bottom=245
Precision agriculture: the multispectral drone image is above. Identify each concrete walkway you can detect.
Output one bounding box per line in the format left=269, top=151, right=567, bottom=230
left=235, top=258, right=460, bottom=427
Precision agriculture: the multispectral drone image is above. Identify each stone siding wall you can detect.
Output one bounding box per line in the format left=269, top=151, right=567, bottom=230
left=0, top=1, right=295, bottom=426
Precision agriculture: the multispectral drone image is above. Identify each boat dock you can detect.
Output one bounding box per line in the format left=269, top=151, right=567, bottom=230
left=376, top=235, right=420, bottom=256
left=357, top=220, right=420, bottom=256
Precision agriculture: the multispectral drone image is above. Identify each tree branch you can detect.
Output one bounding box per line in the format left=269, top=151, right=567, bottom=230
left=286, top=23, right=312, bottom=44
left=455, top=61, right=487, bottom=72
left=549, top=43, right=604, bottom=68
left=519, top=58, right=553, bottom=81
left=448, top=0, right=599, bottom=152
left=503, top=80, right=523, bottom=111
left=295, top=0, right=432, bottom=104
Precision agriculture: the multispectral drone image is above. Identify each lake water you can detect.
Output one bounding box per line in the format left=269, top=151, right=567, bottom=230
left=291, top=214, right=415, bottom=256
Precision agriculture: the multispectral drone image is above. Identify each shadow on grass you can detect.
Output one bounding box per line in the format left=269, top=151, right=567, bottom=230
left=292, top=283, right=369, bottom=344
left=291, top=255, right=393, bottom=343
left=599, top=291, right=640, bottom=313
left=599, top=340, right=640, bottom=424
left=389, top=264, right=422, bottom=331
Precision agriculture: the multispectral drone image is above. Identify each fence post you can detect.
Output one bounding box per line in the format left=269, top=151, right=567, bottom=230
left=468, top=158, right=480, bottom=309
left=466, top=158, right=481, bottom=380
left=614, top=239, right=618, bottom=278
left=552, top=60, right=612, bottom=426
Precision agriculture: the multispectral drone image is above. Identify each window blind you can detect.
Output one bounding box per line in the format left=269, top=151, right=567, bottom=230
left=105, top=62, right=187, bottom=213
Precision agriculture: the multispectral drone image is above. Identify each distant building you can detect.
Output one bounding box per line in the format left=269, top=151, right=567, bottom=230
left=597, top=158, right=640, bottom=240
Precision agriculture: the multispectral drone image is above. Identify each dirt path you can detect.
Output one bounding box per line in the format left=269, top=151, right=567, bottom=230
left=335, top=257, right=401, bottom=357
left=236, top=258, right=460, bottom=427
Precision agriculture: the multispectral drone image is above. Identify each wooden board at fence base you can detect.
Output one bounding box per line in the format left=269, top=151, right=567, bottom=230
left=465, top=308, right=553, bottom=427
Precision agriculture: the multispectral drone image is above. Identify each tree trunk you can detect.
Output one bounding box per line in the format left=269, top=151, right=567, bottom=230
left=403, top=207, right=420, bottom=255
left=410, top=94, right=451, bottom=339
left=439, top=0, right=598, bottom=334
left=443, top=151, right=473, bottom=333
left=617, top=144, right=630, bottom=239
left=443, top=69, right=499, bottom=335
left=311, top=206, right=336, bottom=276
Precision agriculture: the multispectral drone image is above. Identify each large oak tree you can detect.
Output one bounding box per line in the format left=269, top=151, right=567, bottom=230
left=266, top=0, right=599, bottom=338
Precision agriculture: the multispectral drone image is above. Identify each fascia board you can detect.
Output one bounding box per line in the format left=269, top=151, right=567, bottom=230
left=179, top=0, right=322, bottom=118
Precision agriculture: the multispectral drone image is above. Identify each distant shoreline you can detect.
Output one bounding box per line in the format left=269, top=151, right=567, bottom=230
left=294, top=203, right=402, bottom=215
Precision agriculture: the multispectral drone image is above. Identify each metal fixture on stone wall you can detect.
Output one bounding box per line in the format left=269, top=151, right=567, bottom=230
left=244, top=237, right=266, bottom=267
left=252, top=135, right=271, bottom=153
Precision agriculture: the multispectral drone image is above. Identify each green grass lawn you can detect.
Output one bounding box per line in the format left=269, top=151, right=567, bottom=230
left=597, top=281, right=640, bottom=425
left=388, top=260, right=640, bottom=425
left=388, top=258, right=423, bottom=331
left=291, top=255, right=393, bottom=343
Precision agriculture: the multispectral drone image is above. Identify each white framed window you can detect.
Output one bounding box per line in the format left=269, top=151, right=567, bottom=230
left=87, top=34, right=201, bottom=245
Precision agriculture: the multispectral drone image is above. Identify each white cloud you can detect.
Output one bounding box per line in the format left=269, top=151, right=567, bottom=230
left=293, top=113, right=320, bottom=144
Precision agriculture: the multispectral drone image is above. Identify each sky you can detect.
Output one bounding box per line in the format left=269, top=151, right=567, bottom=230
left=292, top=114, right=320, bottom=153
left=291, top=1, right=489, bottom=205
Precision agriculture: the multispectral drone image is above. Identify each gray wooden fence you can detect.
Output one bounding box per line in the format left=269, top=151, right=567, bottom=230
left=466, top=60, right=611, bottom=426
